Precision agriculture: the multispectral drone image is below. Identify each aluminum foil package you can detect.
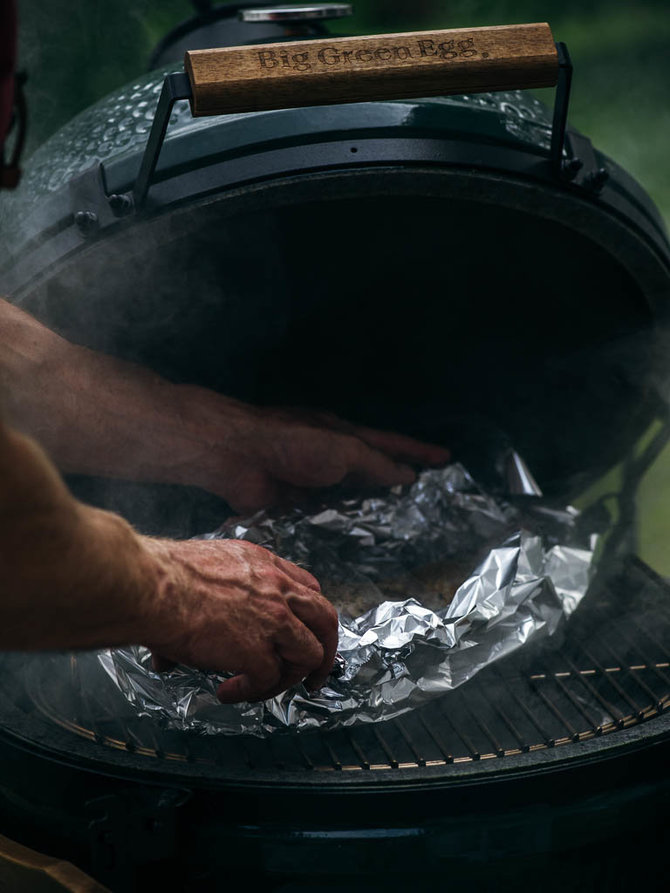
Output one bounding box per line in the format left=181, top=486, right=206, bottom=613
left=99, top=453, right=597, bottom=737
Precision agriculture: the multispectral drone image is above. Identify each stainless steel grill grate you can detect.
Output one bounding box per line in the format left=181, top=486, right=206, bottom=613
left=22, top=556, right=670, bottom=776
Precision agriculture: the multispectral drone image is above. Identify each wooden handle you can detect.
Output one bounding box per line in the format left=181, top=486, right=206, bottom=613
left=185, top=23, right=558, bottom=117
left=0, top=833, right=111, bottom=891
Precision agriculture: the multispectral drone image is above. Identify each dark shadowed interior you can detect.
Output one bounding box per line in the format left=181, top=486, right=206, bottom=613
left=19, top=170, right=657, bottom=534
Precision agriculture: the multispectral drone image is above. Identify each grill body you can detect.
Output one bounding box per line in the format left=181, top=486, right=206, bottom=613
left=0, top=558, right=668, bottom=890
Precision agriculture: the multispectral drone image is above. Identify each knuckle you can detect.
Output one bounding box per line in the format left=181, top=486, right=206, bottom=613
left=262, top=562, right=282, bottom=581
left=272, top=554, right=295, bottom=576
left=339, top=434, right=369, bottom=467
left=304, top=571, right=321, bottom=590
left=264, top=600, right=292, bottom=626
left=237, top=540, right=270, bottom=561
left=269, top=569, right=292, bottom=594
left=317, top=595, right=339, bottom=624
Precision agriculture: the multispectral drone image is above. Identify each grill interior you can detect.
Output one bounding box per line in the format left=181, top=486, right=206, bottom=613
left=13, top=555, right=669, bottom=778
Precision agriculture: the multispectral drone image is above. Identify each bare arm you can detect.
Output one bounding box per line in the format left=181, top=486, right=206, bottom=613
left=0, top=297, right=220, bottom=486
left=0, top=298, right=449, bottom=511
left=0, top=415, right=338, bottom=698
left=0, top=297, right=447, bottom=700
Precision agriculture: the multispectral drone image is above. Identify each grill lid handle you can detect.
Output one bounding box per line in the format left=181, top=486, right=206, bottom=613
left=184, top=23, right=558, bottom=117
left=129, top=23, right=571, bottom=210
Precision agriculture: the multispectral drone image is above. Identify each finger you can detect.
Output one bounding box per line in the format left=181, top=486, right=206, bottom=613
left=342, top=438, right=417, bottom=488
left=306, top=411, right=450, bottom=467
left=216, top=612, right=324, bottom=704
left=297, top=408, right=351, bottom=431
left=216, top=651, right=283, bottom=704
left=274, top=611, right=325, bottom=671
left=342, top=425, right=450, bottom=467
left=287, top=593, right=339, bottom=691
left=273, top=553, right=322, bottom=593
left=218, top=664, right=313, bottom=704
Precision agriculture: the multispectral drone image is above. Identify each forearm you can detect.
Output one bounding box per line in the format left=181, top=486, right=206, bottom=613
left=0, top=298, right=447, bottom=511
left=0, top=297, right=231, bottom=487
left=0, top=416, right=339, bottom=701
left=0, top=416, right=164, bottom=650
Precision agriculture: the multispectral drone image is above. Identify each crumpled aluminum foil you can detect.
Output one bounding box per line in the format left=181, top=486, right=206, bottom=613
left=99, top=452, right=597, bottom=737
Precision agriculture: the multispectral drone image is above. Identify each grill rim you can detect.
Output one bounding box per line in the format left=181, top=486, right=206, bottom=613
left=0, top=686, right=667, bottom=794
left=5, top=164, right=670, bottom=320
left=2, top=555, right=670, bottom=792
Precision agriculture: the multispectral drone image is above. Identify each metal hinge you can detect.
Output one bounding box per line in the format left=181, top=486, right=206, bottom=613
left=550, top=42, right=609, bottom=192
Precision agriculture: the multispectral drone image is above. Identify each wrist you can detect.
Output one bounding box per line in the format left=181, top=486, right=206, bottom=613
left=55, top=366, right=255, bottom=496
left=154, top=385, right=258, bottom=495
left=130, top=536, right=191, bottom=654
left=71, top=507, right=170, bottom=649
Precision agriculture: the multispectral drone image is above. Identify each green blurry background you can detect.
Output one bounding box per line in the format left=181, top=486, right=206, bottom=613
left=14, top=0, right=670, bottom=571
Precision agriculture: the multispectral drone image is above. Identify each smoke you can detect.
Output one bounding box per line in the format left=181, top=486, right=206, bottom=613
left=2, top=0, right=669, bottom=545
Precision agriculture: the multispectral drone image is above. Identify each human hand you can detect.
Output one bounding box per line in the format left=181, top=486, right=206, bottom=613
left=0, top=299, right=448, bottom=509
left=0, top=301, right=449, bottom=509
left=141, top=537, right=339, bottom=702
left=0, top=416, right=338, bottom=701
left=174, top=396, right=451, bottom=513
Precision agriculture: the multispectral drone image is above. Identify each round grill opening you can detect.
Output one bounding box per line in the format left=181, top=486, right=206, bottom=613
left=5, top=170, right=668, bottom=769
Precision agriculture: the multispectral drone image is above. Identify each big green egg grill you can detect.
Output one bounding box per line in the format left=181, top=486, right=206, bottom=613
left=0, top=4, right=668, bottom=891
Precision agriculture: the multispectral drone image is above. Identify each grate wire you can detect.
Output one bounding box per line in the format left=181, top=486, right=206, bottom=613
left=17, top=557, right=670, bottom=774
